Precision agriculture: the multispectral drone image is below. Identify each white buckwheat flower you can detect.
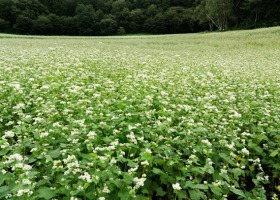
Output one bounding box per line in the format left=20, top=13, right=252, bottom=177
left=141, top=160, right=149, bottom=166
left=3, top=131, right=15, bottom=138
left=5, top=153, right=23, bottom=164
left=40, top=132, right=49, bottom=138
left=145, top=148, right=152, bottom=154
left=102, top=184, right=111, bottom=193
left=79, top=172, right=92, bottom=183
left=133, top=176, right=146, bottom=189
left=22, top=179, right=32, bottom=185
left=241, top=148, right=249, bottom=155
left=172, top=183, right=182, bottom=190
left=87, top=131, right=96, bottom=139
left=226, top=142, right=235, bottom=149
left=201, top=139, right=212, bottom=146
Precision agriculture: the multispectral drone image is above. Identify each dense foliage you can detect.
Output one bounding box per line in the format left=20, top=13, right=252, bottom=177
left=0, top=27, right=280, bottom=199
left=0, top=0, right=279, bottom=35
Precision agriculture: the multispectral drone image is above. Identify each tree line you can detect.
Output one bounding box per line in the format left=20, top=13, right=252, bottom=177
left=0, top=0, right=279, bottom=36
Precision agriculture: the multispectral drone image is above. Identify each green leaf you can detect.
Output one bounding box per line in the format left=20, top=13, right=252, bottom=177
left=0, top=186, right=10, bottom=198
left=141, top=188, right=149, bottom=194
left=16, top=125, right=26, bottom=132
left=0, top=173, right=14, bottom=185
left=209, top=185, right=222, bottom=196
left=45, top=155, right=53, bottom=162
left=127, top=160, right=138, bottom=168
left=37, top=187, right=57, bottom=200
left=219, top=153, right=230, bottom=162
left=135, top=195, right=147, bottom=200
left=141, top=152, right=153, bottom=162
left=153, top=157, right=165, bottom=165
left=48, top=148, right=61, bottom=158
left=205, top=165, right=214, bottom=174
left=70, top=189, right=83, bottom=196
left=36, top=179, right=51, bottom=187
left=152, top=168, right=163, bottom=175
left=84, top=183, right=90, bottom=189
left=194, top=184, right=208, bottom=190
left=177, top=190, right=187, bottom=200
left=81, top=153, right=94, bottom=161
left=249, top=165, right=255, bottom=171
left=118, top=188, right=130, bottom=200
left=156, top=187, right=166, bottom=197
left=184, top=181, right=195, bottom=188
left=189, top=190, right=205, bottom=200
left=123, top=173, right=133, bottom=185
left=252, top=178, right=259, bottom=186
left=0, top=149, right=9, bottom=156
left=34, top=132, right=40, bottom=140
left=60, top=143, right=67, bottom=148
left=111, top=179, right=121, bottom=188
left=220, top=173, right=230, bottom=182
left=270, top=150, right=278, bottom=157
left=193, top=127, right=208, bottom=133
left=230, top=188, right=246, bottom=198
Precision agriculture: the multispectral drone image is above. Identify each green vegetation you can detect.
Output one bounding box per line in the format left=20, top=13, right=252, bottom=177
left=0, top=0, right=279, bottom=35
left=0, top=27, right=280, bottom=199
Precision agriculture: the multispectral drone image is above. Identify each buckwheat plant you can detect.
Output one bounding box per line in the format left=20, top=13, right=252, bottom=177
left=0, top=27, right=280, bottom=199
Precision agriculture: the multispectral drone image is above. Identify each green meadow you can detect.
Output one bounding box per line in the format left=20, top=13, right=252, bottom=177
left=0, top=27, right=280, bottom=199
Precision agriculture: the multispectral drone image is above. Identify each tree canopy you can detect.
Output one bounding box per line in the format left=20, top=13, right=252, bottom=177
left=0, top=0, right=279, bottom=35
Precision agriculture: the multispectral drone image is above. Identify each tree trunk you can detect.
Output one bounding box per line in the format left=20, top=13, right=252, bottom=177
left=209, top=21, right=213, bottom=31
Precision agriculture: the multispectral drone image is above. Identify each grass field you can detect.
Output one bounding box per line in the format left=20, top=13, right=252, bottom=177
left=0, top=27, right=280, bottom=199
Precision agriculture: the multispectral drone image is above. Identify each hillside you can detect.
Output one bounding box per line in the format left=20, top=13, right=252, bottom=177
left=0, top=0, right=279, bottom=35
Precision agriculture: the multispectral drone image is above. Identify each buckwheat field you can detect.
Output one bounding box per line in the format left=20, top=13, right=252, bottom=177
left=0, top=27, right=280, bottom=200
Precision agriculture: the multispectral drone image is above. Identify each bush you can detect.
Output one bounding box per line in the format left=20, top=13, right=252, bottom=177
left=117, top=26, right=126, bottom=35
left=0, top=18, right=9, bottom=31
left=13, top=15, right=33, bottom=34
left=99, top=17, right=117, bottom=35
left=32, top=15, right=51, bottom=35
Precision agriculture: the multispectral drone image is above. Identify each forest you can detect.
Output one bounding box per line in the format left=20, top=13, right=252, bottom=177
left=0, top=0, right=279, bottom=36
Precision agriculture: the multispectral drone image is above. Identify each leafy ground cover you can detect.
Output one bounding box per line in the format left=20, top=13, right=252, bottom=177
left=0, top=27, right=280, bottom=200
